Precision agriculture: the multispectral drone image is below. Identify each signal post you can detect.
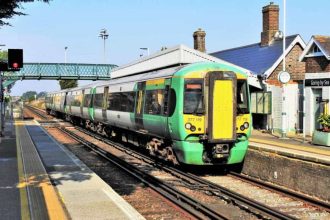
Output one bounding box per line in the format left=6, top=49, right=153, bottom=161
left=0, top=49, right=23, bottom=136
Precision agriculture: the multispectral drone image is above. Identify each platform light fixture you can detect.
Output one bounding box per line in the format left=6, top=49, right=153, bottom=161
left=140, top=47, right=149, bottom=56
left=64, top=46, right=68, bottom=64
left=99, top=29, right=109, bottom=64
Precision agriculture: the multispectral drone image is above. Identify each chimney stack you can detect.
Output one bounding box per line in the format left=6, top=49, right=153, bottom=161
left=193, top=28, right=206, bottom=52
left=261, top=2, right=279, bottom=46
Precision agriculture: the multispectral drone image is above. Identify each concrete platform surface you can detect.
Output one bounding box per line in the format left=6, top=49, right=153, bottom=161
left=0, top=119, right=145, bottom=220
left=27, top=122, right=145, bottom=220
left=250, top=130, right=330, bottom=165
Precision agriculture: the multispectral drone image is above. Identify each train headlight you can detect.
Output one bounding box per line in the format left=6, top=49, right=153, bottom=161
left=243, top=122, right=249, bottom=129
left=240, top=125, right=245, bottom=131
left=190, top=126, right=196, bottom=132
left=185, top=123, right=192, bottom=130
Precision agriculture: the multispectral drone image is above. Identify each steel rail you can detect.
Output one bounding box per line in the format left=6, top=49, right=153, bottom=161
left=59, top=127, right=228, bottom=220
left=229, top=171, right=330, bottom=212
left=24, top=104, right=49, bottom=120
left=73, top=126, right=295, bottom=220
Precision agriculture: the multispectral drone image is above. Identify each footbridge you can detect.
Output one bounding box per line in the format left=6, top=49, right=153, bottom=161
left=2, top=62, right=117, bottom=88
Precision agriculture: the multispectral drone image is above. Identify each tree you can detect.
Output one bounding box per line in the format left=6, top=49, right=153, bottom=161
left=0, top=51, right=8, bottom=61
left=22, top=90, right=37, bottom=101
left=59, top=80, right=78, bottom=90
left=37, top=91, right=47, bottom=98
left=0, top=0, right=50, bottom=27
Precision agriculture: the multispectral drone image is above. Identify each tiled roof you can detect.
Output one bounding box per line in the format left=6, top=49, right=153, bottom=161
left=210, top=35, right=299, bottom=75
left=314, top=35, right=330, bottom=57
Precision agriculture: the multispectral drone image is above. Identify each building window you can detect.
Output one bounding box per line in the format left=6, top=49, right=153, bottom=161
left=307, top=44, right=322, bottom=57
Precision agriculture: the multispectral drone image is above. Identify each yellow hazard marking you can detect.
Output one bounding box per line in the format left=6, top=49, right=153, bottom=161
left=15, top=121, right=68, bottom=220
left=146, top=78, right=165, bottom=86
left=250, top=138, right=330, bottom=157
left=16, top=124, right=31, bottom=220
left=213, top=80, right=234, bottom=139
left=184, top=71, right=203, bottom=78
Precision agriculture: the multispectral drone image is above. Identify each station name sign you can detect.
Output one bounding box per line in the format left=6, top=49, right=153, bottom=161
left=305, top=78, right=330, bottom=87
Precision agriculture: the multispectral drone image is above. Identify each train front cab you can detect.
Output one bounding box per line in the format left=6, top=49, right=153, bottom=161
left=171, top=68, right=251, bottom=165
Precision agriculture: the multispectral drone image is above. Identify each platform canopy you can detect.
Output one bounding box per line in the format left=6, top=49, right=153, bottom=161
left=111, top=44, right=262, bottom=88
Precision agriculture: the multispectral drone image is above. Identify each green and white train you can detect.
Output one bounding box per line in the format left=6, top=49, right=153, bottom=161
left=45, top=62, right=251, bottom=165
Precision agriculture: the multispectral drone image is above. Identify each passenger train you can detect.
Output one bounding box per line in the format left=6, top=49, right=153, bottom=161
left=45, top=62, right=251, bottom=165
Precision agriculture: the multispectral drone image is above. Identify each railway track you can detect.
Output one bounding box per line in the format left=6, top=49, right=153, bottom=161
left=59, top=126, right=229, bottom=219
left=26, top=106, right=330, bottom=219
left=60, top=126, right=302, bottom=219
left=70, top=126, right=330, bottom=219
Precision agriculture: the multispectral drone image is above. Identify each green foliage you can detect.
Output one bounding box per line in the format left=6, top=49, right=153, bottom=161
left=0, top=0, right=50, bottom=26
left=59, top=80, right=78, bottom=89
left=37, top=91, right=47, bottom=98
left=317, top=114, right=330, bottom=131
left=0, top=51, right=8, bottom=61
left=21, top=90, right=37, bottom=101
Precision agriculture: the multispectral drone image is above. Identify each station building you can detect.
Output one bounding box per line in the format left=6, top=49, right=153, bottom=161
left=299, top=35, right=330, bottom=135
left=196, top=2, right=307, bottom=134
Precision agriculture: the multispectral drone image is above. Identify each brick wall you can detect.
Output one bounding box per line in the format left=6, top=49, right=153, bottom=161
left=261, top=3, right=279, bottom=46
left=267, top=44, right=306, bottom=83
left=305, top=56, right=330, bottom=73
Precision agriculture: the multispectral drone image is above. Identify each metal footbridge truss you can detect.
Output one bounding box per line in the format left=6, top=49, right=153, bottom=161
left=3, top=62, right=117, bottom=87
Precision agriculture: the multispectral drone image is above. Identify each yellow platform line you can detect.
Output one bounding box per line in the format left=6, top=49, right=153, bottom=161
left=250, top=137, right=330, bottom=157
left=16, top=124, right=31, bottom=220
left=15, top=121, right=68, bottom=220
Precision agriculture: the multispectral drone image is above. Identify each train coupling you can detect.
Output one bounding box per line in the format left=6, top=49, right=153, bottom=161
left=212, top=144, right=230, bottom=159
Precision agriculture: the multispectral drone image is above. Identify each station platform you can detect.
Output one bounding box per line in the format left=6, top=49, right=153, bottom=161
left=250, top=130, right=330, bottom=165
left=245, top=130, right=330, bottom=202
left=0, top=119, right=145, bottom=220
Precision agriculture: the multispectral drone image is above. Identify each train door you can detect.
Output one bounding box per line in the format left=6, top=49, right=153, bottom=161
left=135, top=82, right=145, bottom=131
left=143, top=79, right=168, bottom=137
left=81, top=89, right=85, bottom=116
left=103, top=86, right=109, bottom=122
left=64, top=92, right=68, bottom=114
left=207, top=71, right=237, bottom=142
left=68, top=91, right=72, bottom=114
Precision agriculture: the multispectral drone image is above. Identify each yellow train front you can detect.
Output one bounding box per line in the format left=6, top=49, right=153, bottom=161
left=169, top=62, right=251, bottom=165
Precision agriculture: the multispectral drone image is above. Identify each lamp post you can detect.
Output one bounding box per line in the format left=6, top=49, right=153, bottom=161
left=64, top=46, right=68, bottom=64
left=278, top=0, right=290, bottom=139
left=99, top=29, right=109, bottom=63
left=140, top=47, right=149, bottom=57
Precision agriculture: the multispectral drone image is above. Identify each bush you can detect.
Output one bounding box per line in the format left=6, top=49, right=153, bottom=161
left=317, top=114, right=330, bottom=132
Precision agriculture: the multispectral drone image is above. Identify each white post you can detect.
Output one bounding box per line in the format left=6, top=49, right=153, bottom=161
left=303, top=80, right=306, bottom=142
left=280, top=0, right=287, bottom=138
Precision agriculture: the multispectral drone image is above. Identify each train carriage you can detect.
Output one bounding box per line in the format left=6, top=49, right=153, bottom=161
left=46, top=62, right=251, bottom=165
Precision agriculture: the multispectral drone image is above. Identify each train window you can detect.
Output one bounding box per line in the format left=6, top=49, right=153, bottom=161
left=83, top=94, right=92, bottom=107
left=94, top=93, right=104, bottom=109
left=122, top=92, right=135, bottom=112
left=108, top=92, right=136, bottom=112
left=184, top=79, right=204, bottom=114
left=237, top=80, right=249, bottom=114
left=144, top=90, right=164, bottom=115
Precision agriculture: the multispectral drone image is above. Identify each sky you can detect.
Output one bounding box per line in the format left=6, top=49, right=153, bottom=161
left=1, top=0, right=330, bottom=96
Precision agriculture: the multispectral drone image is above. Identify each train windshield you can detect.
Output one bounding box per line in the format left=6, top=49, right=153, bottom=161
left=184, top=79, right=204, bottom=115
left=237, top=80, right=249, bottom=114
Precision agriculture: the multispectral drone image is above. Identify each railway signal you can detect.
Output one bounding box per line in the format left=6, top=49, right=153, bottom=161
left=8, top=49, right=23, bottom=70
